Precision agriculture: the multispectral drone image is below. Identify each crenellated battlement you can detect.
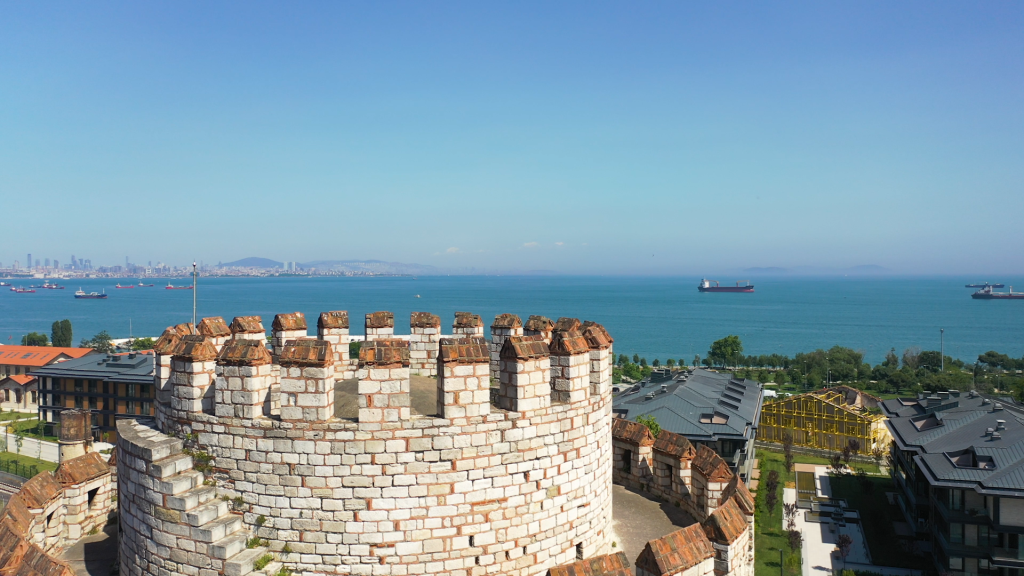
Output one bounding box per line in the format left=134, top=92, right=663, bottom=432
left=123, top=309, right=616, bottom=576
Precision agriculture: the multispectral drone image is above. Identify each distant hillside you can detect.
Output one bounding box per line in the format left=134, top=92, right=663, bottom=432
left=219, top=257, right=284, bottom=268
left=300, top=260, right=440, bottom=275
left=742, top=265, right=892, bottom=276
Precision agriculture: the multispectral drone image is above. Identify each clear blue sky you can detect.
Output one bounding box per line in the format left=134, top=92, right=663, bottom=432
left=1, top=2, right=1021, bottom=275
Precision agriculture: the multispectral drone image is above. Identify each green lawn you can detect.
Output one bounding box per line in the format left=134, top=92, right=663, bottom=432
left=0, top=412, right=36, bottom=422
left=0, top=452, right=56, bottom=478
left=754, top=451, right=803, bottom=576
left=6, top=419, right=59, bottom=442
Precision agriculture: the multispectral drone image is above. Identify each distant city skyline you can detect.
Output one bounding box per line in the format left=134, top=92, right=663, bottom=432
left=2, top=2, right=1022, bottom=275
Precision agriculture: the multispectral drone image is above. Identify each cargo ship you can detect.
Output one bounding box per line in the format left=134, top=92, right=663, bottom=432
left=74, top=289, right=108, bottom=299
left=698, top=279, right=754, bottom=293
left=115, top=283, right=134, bottom=289
left=10, top=287, right=35, bottom=293
left=972, top=285, right=1024, bottom=300
left=165, top=283, right=193, bottom=290
left=966, top=282, right=1004, bottom=288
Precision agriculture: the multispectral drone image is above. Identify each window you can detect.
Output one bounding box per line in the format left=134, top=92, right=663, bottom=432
left=104, top=382, right=111, bottom=394
left=621, top=449, right=632, bottom=473
left=88, top=381, right=97, bottom=394
left=949, top=557, right=963, bottom=571
left=30, top=392, right=36, bottom=403
left=141, top=402, right=152, bottom=415
left=127, top=384, right=136, bottom=398
left=576, top=543, right=583, bottom=560
left=53, top=394, right=61, bottom=407
left=87, top=488, right=98, bottom=508
left=74, top=396, right=83, bottom=409
left=949, top=523, right=963, bottom=545
left=89, top=396, right=97, bottom=410
left=3, top=390, right=8, bottom=402
left=126, top=401, right=136, bottom=415
left=74, top=379, right=83, bottom=392
left=951, top=489, right=963, bottom=511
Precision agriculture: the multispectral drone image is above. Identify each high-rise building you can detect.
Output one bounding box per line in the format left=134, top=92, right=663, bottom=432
left=27, top=254, right=32, bottom=270
left=71, top=255, right=77, bottom=268
left=34, top=259, right=40, bottom=268
left=44, top=258, right=50, bottom=268
left=53, top=260, right=59, bottom=270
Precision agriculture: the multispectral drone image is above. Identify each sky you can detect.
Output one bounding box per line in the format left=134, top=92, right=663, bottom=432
left=1, top=2, right=1022, bottom=275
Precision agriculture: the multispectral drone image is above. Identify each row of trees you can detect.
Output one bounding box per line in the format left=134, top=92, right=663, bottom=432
left=18, top=319, right=159, bottom=353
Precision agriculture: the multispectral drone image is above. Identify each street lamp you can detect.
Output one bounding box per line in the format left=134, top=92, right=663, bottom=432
left=940, top=328, right=945, bottom=372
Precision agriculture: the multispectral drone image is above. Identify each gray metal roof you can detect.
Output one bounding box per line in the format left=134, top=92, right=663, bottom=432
left=612, top=369, right=763, bottom=441
left=29, top=352, right=155, bottom=384
left=883, top=392, right=1024, bottom=494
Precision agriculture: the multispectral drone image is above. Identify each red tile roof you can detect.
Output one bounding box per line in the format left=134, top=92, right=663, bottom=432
left=704, top=496, right=749, bottom=545
left=359, top=339, right=410, bottom=366
left=410, top=312, right=440, bottom=328
left=491, top=314, right=522, bottom=329
left=692, top=444, right=734, bottom=482
left=229, top=316, right=264, bottom=334
left=653, top=431, right=696, bottom=460
left=553, top=317, right=582, bottom=332
left=635, top=523, right=714, bottom=575
left=549, top=330, right=590, bottom=356
left=438, top=339, right=490, bottom=364
left=53, top=452, right=110, bottom=486
left=611, top=418, right=655, bottom=446
left=581, top=321, right=614, bottom=344
left=720, top=474, right=755, bottom=515
left=197, top=317, right=231, bottom=338
left=453, top=312, right=483, bottom=328
left=272, top=312, right=307, bottom=332
left=365, top=311, right=394, bottom=329
left=152, top=327, right=182, bottom=355
left=318, top=311, right=349, bottom=330
left=1, top=376, right=36, bottom=387
left=0, top=347, right=92, bottom=368
left=500, top=335, right=549, bottom=361
left=547, top=552, right=631, bottom=576
left=278, top=339, right=332, bottom=367
left=17, top=472, right=61, bottom=510
left=171, top=335, right=219, bottom=362
left=217, top=339, right=273, bottom=366
left=525, top=315, right=554, bottom=332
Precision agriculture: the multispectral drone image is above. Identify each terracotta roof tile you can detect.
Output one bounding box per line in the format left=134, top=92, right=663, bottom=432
left=17, top=472, right=61, bottom=510
left=653, top=431, right=697, bottom=460
left=720, top=474, right=755, bottom=515
left=692, top=444, right=734, bottom=482
left=359, top=339, right=409, bottom=366
left=582, top=325, right=612, bottom=351
left=171, top=335, right=219, bottom=362
left=0, top=346, right=93, bottom=368
left=217, top=339, right=273, bottom=366
left=197, top=317, right=231, bottom=338
left=365, top=311, right=394, bottom=329
left=13, top=545, right=75, bottom=576
left=317, top=311, right=349, bottom=330
left=611, top=418, right=655, bottom=446
left=53, top=452, right=109, bottom=486
left=410, top=312, right=441, bottom=328
left=704, top=497, right=748, bottom=544
left=549, top=330, right=590, bottom=355
left=173, top=323, right=197, bottom=336
left=499, top=335, right=549, bottom=361
left=547, top=552, right=631, bottom=576
left=272, top=312, right=307, bottom=332
left=553, top=317, right=582, bottom=332
left=106, top=450, right=116, bottom=468
left=582, top=321, right=614, bottom=344
left=230, top=316, right=265, bottom=335
left=438, top=339, right=490, bottom=363
left=453, top=312, right=483, bottom=328
left=0, top=518, right=31, bottom=570
left=635, top=523, right=714, bottom=575
left=278, top=339, right=332, bottom=367
left=2, top=376, right=36, bottom=387
left=491, top=314, right=522, bottom=329
left=0, top=496, right=31, bottom=534
left=152, top=327, right=181, bottom=355
left=525, top=315, right=554, bottom=332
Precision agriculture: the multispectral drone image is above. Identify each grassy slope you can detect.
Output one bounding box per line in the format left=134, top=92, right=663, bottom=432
left=0, top=452, right=57, bottom=477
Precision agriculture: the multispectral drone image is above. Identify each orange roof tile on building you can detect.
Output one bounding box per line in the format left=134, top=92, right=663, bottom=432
left=491, top=314, right=522, bottom=329
left=547, top=552, right=631, bottom=576
left=359, top=339, right=409, bottom=366
left=197, top=317, right=231, bottom=338
left=0, top=347, right=93, bottom=368
left=172, top=323, right=197, bottom=336
left=17, top=473, right=61, bottom=510
left=217, top=339, right=273, bottom=366
left=1, top=376, right=36, bottom=387
left=272, top=312, right=307, bottom=332
left=0, top=496, right=31, bottom=534
left=171, top=335, right=219, bottom=362
left=635, top=523, right=715, bottom=576
left=0, top=518, right=31, bottom=570
left=611, top=418, right=655, bottom=447
left=581, top=321, right=614, bottom=344
left=453, top=312, right=483, bottom=328
left=582, top=325, right=612, bottom=351
left=230, top=316, right=265, bottom=334
left=499, top=335, right=549, bottom=361
left=553, top=317, right=582, bottom=333
left=692, top=444, right=734, bottom=482
left=653, top=430, right=697, bottom=460
left=703, top=497, right=749, bottom=545
left=365, top=311, right=394, bottom=329
left=410, top=312, right=440, bottom=328
left=53, top=453, right=109, bottom=486
left=549, top=330, right=590, bottom=356
left=720, top=474, right=755, bottom=515
left=525, top=315, right=554, bottom=332
left=152, top=327, right=182, bottom=355
left=438, top=339, right=490, bottom=363
left=278, top=339, right=332, bottom=367
left=317, top=311, right=349, bottom=330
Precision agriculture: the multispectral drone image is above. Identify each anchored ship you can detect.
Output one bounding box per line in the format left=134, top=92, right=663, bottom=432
left=971, top=285, right=1024, bottom=300
left=698, top=279, right=754, bottom=293
left=966, top=282, right=1004, bottom=288
left=165, top=283, right=193, bottom=290
left=74, top=289, right=108, bottom=299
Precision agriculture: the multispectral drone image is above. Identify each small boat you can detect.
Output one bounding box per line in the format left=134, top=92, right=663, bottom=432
left=75, top=289, right=108, bottom=300
left=42, top=282, right=64, bottom=289
left=138, top=281, right=154, bottom=287
left=115, top=283, right=134, bottom=289
left=0, top=282, right=9, bottom=287
left=165, top=283, right=194, bottom=290
left=414, top=295, right=421, bottom=298
left=12, top=287, right=36, bottom=293
left=972, top=286, right=1024, bottom=300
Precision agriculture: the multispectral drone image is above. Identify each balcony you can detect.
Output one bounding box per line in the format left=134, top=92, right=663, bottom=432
left=989, top=548, right=1024, bottom=569
left=931, top=494, right=992, bottom=525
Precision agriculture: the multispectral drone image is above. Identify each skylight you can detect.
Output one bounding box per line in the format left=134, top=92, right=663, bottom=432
left=911, top=413, right=943, bottom=431
left=945, top=448, right=995, bottom=470
left=700, top=412, right=730, bottom=425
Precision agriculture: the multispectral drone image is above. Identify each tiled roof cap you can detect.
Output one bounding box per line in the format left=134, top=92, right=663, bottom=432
left=53, top=452, right=109, bottom=486
left=17, top=472, right=61, bottom=510
left=410, top=312, right=441, bottom=328
left=317, top=311, right=349, bottom=330
left=582, top=324, right=613, bottom=350
left=0, top=495, right=31, bottom=533
left=582, top=321, right=614, bottom=344
left=230, top=316, right=265, bottom=335
left=272, top=312, right=307, bottom=332
left=611, top=418, right=655, bottom=446
left=653, top=430, right=696, bottom=460
left=547, top=552, right=631, bottom=576
left=197, top=317, right=231, bottom=338
left=3, top=375, right=36, bottom=386
left=171, top=335, right=219, bottom=362
left=453, top=312, right=483, bottom=328
left=704, top=497, right=748, bottom=544
left=549, top=330, right=590, bottom=355
left=720, top=475, right=755, bottom=516
left=365, top=311, right=394, bottom=329
left=278, top=339, right=332, bottom=367
left=553, top=317, right=582, bottom=332
left=499, top=335, right=550, bottom=361
left=491, top=314, right=522, bottom=329
left=152, top=327, right=182, bottom=355
left=173, top=323, right=198, bottom=336
left=217, top=339, right=273, bottom=366
left=525, top=315, right=554, bottom=332
left=359, top=339, right=410, bottom=366
left=439, top=339, right=490, bottom=363
left=692, top=444, right=734, bottom=482
left=636, top=523, right=714, bottom=575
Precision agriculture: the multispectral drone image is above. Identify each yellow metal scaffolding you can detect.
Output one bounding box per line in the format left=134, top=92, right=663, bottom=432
left=760, top=389, right=890, bottom=453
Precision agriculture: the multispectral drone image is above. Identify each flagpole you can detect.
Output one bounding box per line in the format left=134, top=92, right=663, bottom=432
left=192, top=262, right=197, bottom=328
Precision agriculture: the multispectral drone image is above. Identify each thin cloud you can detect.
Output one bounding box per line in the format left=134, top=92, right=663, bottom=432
left=446, top=247, right=460, bottom=253
left=555, top=242, right=564, bottom=246
left=522, top=241, right=539, bottom=248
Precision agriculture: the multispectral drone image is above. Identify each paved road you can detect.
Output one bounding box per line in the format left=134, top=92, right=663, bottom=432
left=60, top=523, right=117, bottom=576
left=610, top=484, right=696, bottom=573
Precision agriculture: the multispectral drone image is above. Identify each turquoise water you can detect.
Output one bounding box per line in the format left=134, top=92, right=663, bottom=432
left=1, top=276, right=1022, bottom=364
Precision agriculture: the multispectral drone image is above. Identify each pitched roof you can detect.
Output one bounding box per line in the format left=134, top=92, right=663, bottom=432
left=272, top=312, right=307, bottom=332
left=410, top=312, right=440, bottom=328
left=635, top=523, right=714, bottom=575
left=365, top=311, right=394, bottom=329
left=582, top=321, right=614, bottom=344
left=525, top=315, right=554, bottom=332
left=582, top=325, right=612, bottom=351
left=547, top=552, right=631, bottom=576
left=217, top=339, right=273, bottom=366
left=17, top=472, right=61, bottom=510
left=0, top=517, right=75, bottom=576
left=499, top=335, right=549, bottom=361
left=692, top=444, right=734, bottom=482
left=491, top=314, right=522, bottom=329
left=453, top=312, right=483, bottom=328
left=0, top=496, right=31, bottom=534
left=1, top=376, right=36, bottom=387
left=611, top=418, right=655, bottom=446
left=553, top=317, right=582, bottom=332
left=173, top=323, right=197, bottom=336
left=0, top=346, right=93, bottom=368
left=152, top=327, right=182, bottom=355
left=28, top=352, right=153, bottom=384
left=53, top=452, right=109, bottom=486
left=278, top=339, right=332, bottom=367
left=653, top=430, right=696, bottom=460
left=318, top=311, right=349, bottom=330
left=704, top=497, right=749, bottom=544
left=230, top=316, right=265, bottom=334
left=549, top=330, right=590, bottom=356
left=171, top=335, right=219, bottom=362
left=720, top=474, right=755, bottom=515
left=359, top=339, right=410, bottom=366
left=197, top=317, right=231, bottom=338
left=439, top=339, right=490, bottom=364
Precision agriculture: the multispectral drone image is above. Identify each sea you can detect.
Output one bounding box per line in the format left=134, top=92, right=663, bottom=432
left=2, top=276, right=1022, bottom=365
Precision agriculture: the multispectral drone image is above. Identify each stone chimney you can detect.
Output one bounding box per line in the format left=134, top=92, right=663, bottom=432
left=230, top=316, right=266, bottom=342
left=168, top=335, right=219, bottom=421
left=197, top=317, right=231, bottom=353
left=437, top=338, right=491, bottom=419
left=365, top=311, right=395, bottom=342
left=357, top=339, right=410, bottom=424
left=278, top=339, right=335, bottom=423
left=583, top=322, right=614, bottom=396
left=409, top=312, right=441, bottom=377
left=214, top=339, right=273, bottom=419
left=549, top=329, right=591, bottom=404
left=524, top=315, right=555, bottom=345
left=497, top=335, right=551, bottom=413
left=490, top=314, right=523, bottom=381
left=58, top=408, right=91, bottom=463
left=317, top=311, right=354, bottom=380
left=271, top=312, right=308, bottom=355
left=452, top=312, right=485, bottom=339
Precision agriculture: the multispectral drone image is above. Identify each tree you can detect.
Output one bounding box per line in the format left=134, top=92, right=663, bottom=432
left=80, top=331, right=114, bottom=353
left=783, top=502, right=798, bottom=531
left=902, top=347, right=921, bottom=370
left=764, top=469, right=780, bottom=516
left=708, top=335, right=743, bottom=368
left=693, top=355, right=700, bottom=368
left=639, top=358, right=648, bottom=367
left=829, top=452, right=844, bottom=475
left=782, top=432, right=794, bottom=473
left=846, top=439, right=861, bottom=459
left=618, top=354, right=628, bottom=366
left=51, top=320, right=73, bottom=347
left=21, top=332, right=49, bottom=346
left=774, top=371, right=788, bottom=385
left=652, top=359, right=660, bottom=368
left=836, top=533, right=853, bottom=569
left=787, top=529, right=803, bottom=553
left=884, top=348, right=899, bottom=369
left=636, top=415, right=661, bottom=438
left=666, top=359, right=676, bottom=368
left=871, top=445, right=885, bottom=468
left=633, top=354, right=640, bottom=364
left=132, top=337, right=157, bottom=351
